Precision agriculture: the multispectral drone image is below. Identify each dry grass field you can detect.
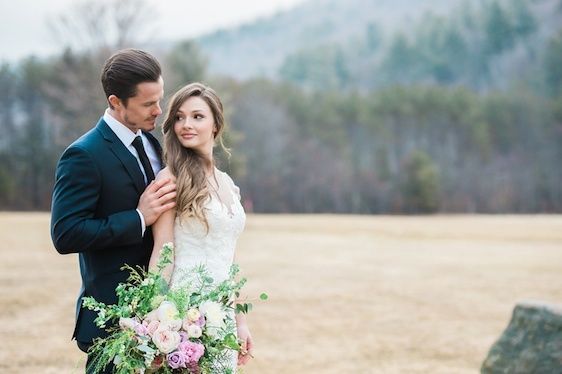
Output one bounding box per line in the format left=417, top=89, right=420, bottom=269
left=0, top=213, right=561, bottom=373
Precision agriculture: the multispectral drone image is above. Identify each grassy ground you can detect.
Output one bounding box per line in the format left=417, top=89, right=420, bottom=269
left=0, top=213, right=561, bottom=373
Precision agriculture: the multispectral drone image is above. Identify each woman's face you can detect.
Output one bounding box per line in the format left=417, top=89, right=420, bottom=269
left=173, top=96, right=216, bottom=154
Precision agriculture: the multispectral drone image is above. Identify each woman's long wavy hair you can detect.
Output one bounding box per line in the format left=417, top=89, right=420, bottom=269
left=161, top=82, right=228, bottom=231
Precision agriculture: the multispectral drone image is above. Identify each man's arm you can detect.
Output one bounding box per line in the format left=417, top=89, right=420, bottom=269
left=50, top=145, right=142, bottom=254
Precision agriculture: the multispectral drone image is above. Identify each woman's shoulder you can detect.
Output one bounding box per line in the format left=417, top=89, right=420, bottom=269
left=156, top=166, right=177, bottom=182
left=216, top=168, right=241, bottom=197
left=216, top=168, right=236, bottom=183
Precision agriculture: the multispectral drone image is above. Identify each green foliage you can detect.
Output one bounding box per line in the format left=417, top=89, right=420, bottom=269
left=82, top=243, right=266, bottom=373
left=0, top=156, right=13, bottom=205
left=544, top=30, right=562, bottom=97
left=273, top=0, right=545, bottom=91
left=484, top=1, right=516, bottom=56
left=380, top=34, right=420, bottom=84
left=512, top=0, right=538, bottom=38
left=400, top=151, right=441, bottom=213
left=1, top=0, right=560, bottom=214
left=280, top=44, right=350, bottom=89
left=165, top=40, right=207, bottom=91
left=83, top=244, right=175, bottom=328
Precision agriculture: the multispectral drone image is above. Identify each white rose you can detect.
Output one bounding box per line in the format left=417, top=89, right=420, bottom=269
left=181, top=317, right=191, bottom=332
left=159, top=318, right=182, bottom=332
left=119, top=317, right=139, bottom=330
left=199, top=301, right=226, bottom=335
left=187, top=308, right=201, bottom=322
left=152, top=329, right=181, bottom=354
left=156, top=301, right=179, bottom=322
left=187, top=324, right=202, bottom=338
left=143, top=309, right=158, bottom=323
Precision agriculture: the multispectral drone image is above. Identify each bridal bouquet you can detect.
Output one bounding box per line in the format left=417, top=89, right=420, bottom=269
left=82, top=243, right=266, bottom=374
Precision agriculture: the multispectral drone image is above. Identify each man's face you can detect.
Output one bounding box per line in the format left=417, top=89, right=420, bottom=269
left=114, top=76, right=164, bottom=132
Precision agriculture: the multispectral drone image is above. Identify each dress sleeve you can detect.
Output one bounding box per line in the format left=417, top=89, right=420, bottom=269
left=223, top=172, right=241, bottom=201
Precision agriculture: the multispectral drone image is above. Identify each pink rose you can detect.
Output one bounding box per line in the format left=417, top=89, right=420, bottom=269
left=143, top=309, right=158, bottom=323
left=152, top=329, right=181, bottom=354
left=135, top=323, right=149, bottom=336
left=178, top=341, right=205, bottom=363
left=147, top=320, right=160, bottom=336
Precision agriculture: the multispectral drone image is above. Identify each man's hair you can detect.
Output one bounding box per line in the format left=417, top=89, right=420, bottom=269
left=101, top=48, right=162, bottom=108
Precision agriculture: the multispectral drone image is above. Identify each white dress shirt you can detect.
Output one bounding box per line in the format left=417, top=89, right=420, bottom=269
left=103, top=109, right=162, bottom=236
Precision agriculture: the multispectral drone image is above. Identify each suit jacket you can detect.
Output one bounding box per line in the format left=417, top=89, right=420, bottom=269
left=50, top=118, right=163, bottom=343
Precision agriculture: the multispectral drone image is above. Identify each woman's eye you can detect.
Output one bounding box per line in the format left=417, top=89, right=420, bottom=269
left=194, top=114, right=204, bottom=119
left=175, top=115, right=184, bottom=121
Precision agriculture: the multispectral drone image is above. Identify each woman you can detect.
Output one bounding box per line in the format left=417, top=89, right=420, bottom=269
left=148, top=82, right=253, bottom=370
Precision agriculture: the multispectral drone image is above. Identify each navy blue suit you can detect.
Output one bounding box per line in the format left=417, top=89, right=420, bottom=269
left=50, top=118, right=162, bottom=347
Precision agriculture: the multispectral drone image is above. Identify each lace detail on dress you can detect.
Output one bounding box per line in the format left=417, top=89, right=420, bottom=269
left=169, top=170, right=244, bottom=371
left=170, top=169, right=246, bottom=291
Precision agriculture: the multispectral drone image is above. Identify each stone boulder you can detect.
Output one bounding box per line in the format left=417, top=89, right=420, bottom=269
left=481, top=300, right=562, bottom=374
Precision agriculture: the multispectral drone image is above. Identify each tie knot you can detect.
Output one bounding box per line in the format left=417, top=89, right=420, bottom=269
left=132, top=135, right=143, bottom=149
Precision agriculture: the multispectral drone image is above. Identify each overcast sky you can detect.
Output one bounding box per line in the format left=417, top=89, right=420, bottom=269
left=0, top=0, right=305, bottom=62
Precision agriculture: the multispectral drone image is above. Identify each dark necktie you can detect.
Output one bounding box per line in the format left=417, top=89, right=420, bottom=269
left=132, top=136, right=155, bottom=184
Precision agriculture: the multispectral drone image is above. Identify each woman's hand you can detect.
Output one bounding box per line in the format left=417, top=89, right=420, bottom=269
left=236, top=322, right=254, bottom=366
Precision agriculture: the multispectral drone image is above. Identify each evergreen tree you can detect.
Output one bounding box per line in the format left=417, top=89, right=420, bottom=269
left=366, top=22, right=381, bottom=52
left=512, top=0, right=537, bottom=38
left=484, top=1, right=515, bottom=56
left=381, top=34, right=418, bottom=84
left=165, top=41, right=208, bottom=91
left=400, top=150, right=440, bottom=213
left=544, top=31, right=562, bottom=97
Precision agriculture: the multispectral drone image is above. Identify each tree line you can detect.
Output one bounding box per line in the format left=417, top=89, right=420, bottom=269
left=0, top=0, right=560, bottom=213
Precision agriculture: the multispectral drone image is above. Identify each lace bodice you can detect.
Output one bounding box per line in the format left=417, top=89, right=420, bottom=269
left=170, top=169, right=246, bottom=290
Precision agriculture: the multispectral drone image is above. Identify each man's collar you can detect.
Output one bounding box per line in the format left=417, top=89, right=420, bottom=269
left=103, top=109, right=142, bottom=147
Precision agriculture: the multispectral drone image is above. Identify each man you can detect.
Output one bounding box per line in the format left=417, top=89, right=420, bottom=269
left=50, top=49, right=176, bottom=372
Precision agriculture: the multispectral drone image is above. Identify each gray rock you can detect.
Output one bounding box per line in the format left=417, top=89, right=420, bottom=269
left=481, top=300, right=562, bottom=374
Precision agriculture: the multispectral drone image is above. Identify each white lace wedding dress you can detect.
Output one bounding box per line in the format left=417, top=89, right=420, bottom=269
left=169, top=168, right=246, bottom=372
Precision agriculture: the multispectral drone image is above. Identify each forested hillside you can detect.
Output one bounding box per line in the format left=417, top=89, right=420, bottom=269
left=0, top=0, right=560, bottom=213
left=198, top=0, right=462, bottom=80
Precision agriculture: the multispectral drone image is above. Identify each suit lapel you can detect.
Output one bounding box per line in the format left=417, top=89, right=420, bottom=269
left=95, top=119, right=145, bottom=194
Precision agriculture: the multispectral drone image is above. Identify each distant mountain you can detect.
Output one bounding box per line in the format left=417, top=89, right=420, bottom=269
left=196, top=0, right=463, bottom=80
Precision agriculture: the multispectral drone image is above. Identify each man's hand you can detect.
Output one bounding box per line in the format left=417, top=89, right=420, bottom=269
left=137, top=178, right=176, bottom=226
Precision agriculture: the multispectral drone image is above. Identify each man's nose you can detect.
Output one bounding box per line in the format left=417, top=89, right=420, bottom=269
left=153, top=103, right=162, bottom=116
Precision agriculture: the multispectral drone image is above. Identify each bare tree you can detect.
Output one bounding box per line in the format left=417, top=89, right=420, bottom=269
left=47, top=0, right=158, bottom=53
left=43, top=0, right=159, bottom=146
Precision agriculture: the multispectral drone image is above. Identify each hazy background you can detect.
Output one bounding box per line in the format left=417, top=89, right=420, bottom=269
left=0, top=0, right=561, bottom=213
left=0, top=0, right=305, bottom=62
left=1, top=2, right=562, bottom=372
